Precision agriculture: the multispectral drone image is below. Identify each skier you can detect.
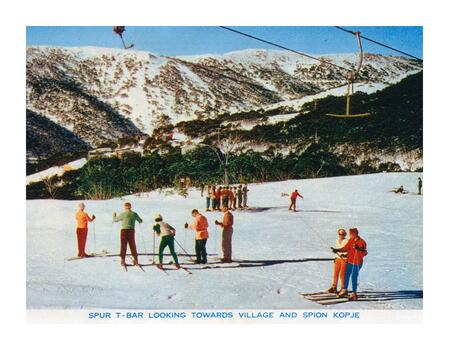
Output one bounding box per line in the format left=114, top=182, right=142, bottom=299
left=205, top=185, right=212, bottom=211
left=113, top=202, right=143, bottom=267
left=185, top=209, right=209, bottom=264
left=242, top=184, right=249, bottom=208
left=153, top=214, right=180, bottom=269
left=237, top=185, right=243, bottom=209
left=228, top=187, right=235, bottom=210
left=327, top=229, right=348, bottom=293
left=200, top=182, right=205, bottom=197
left=331, top=228, right=368, bottom=301
left=418, top=177, right=422, bottom=195
left=215, top=186, right=222, bottom=211
left=210, top=185, right=217, bottom=211
left=395, top=185, right=404, bottom=194
left=222, top=186, right=229, bottom=208
left=75, top=203, right=96, bottom=258
left=215, top=206, right=234, bottom=263
left=288, top=189, right=304, bottom=211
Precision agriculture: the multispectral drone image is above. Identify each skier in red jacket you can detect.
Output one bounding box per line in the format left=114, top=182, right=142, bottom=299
left=332, top=228, right=368, bottom=301
left=288, top=189, right=303, bottom=211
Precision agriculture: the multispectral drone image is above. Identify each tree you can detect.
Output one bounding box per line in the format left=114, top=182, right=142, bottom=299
left=42, top=175, right=60, bottom=199
left=202, top=132, right=243, bottom=185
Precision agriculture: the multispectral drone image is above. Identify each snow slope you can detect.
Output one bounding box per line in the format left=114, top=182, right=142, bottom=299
left=26, top=158, right=87, bottom=185
left=26, top=172, right=422, bottom=309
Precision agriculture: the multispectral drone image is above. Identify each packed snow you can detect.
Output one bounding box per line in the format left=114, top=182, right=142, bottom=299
left=26, top=172, right=422, bottom=310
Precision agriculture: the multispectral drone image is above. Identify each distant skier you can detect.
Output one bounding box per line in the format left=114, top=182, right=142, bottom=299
left=237, top=185, right=243, bottom=209
left=418, top=177, right=422, bottom=195
left=206, top=185, right=212, bottom=211
left=222, top=186, right=229, bottom=208
left=394, top=185, right=405, bottom=194
left=288, top=189, right=304, bottom=211
left=327, top=229, right=348, bottom=293
left=200, top=182, right=205, bottom=197
left=153, top=214, right=180, bottom=269
left=215, top=186, right=222, bottom=211
left=210, top=185, right=217, bottom=210
left=185, top=209, right=209, bottom=264
left=75, top=203, right=96, bottom=258
left=232, top=187, right=238, bottom=210
left=215, top=206, right=234, bottom=263
left=229, top=187, right=236, bottom=210
left=331, top=228, right=368, bottom=301
left=113, top=202, right=143, bottom=267
left=242, top=184, right=249, bottom=208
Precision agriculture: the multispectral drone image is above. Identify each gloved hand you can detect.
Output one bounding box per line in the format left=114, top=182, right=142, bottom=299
left=215, top=220, right=219, bottom=225
left=92, top=214, right=96, bottom=220
left=184, top=223, right=188, bottom=229
left=331, top=247, right=338, bottom=253
left=113, top=212, right=117, bottom=217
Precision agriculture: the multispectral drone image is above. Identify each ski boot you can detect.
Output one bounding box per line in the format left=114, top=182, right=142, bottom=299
left=174, top=263, right=181, bottom=269
left=156, top=263, right=163, bottom=270
left=120, top=259, right=126, bottom=267
left=348, top=292, right=358, bottom=301
left=327, top=286, right=337, bottom=293
left=337, top=288, right=348, bottom=298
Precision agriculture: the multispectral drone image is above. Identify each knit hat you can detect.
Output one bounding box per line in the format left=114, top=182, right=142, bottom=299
left=154, top=213, right=163, bottom=221
left=124, top=202, right=132, bottom=209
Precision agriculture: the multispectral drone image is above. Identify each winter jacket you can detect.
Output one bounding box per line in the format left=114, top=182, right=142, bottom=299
left=221, top=211, right=234, bottom=229
left=153, top=221, right=176, bottom=237
left=188, top=214, right=209, bottom=239
left=113, top=210, right=143, bottom=229
left=334, top=238, right=348, bottom=259
left=75, top=210, right=93, bottom=229
left=291, top=191, right=303, bottom=200
left=339, top=237, right=367, bottom=265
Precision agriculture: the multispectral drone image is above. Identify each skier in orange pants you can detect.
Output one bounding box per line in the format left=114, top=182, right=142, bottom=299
left=327, top=229, right=348, bottom=293
left=75, top=203, right=95, bottom=257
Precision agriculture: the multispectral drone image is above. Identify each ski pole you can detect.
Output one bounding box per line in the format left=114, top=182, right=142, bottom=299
left=214, top=224, right=218, bottom=255
left=93, top=220, right=97, bottom=253
left=174, top=237, right=195, bottom=262
left=152, top=231, right=156, bottom=265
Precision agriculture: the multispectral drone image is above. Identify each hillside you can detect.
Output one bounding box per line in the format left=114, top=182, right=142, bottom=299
left=26, top=109, right=90, bottom=173
left=26, top=46, right=422, bottom=175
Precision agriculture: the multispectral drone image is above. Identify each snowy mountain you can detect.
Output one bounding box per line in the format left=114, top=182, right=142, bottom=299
left=27, top=47, right=421, bottom=134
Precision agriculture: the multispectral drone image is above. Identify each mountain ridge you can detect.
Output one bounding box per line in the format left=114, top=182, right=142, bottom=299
left=26, top=46, right=422, bottom=169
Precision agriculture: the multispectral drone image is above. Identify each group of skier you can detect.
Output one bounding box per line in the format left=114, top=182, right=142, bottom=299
left=203, top=184, right=249, bottom=212
left=74, top=201, right=236, bottom=269
left=73, top=183, right=377, bottom=302
left=328, top=228, right=368, bottom=301
left=392, top=177, right=423, bottom=195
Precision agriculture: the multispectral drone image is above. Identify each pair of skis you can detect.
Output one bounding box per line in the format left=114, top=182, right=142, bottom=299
left=156, top=264, right=192, bottom=275
left=302, top=291, right=377, bottom=305
left=66, top=250, right=110, bottom=261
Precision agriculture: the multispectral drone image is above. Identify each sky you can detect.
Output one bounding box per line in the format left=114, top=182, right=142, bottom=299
left=26, top=26, right=423, bottom=59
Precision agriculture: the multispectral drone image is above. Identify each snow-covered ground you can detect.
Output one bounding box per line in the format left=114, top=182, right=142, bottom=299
left=26, top=158, right=87, bottom=185
left=26, top=172, right=422, bottom=310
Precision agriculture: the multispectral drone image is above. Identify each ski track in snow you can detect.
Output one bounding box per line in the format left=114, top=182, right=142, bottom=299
left=27, top=173, right=423, bottom=310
